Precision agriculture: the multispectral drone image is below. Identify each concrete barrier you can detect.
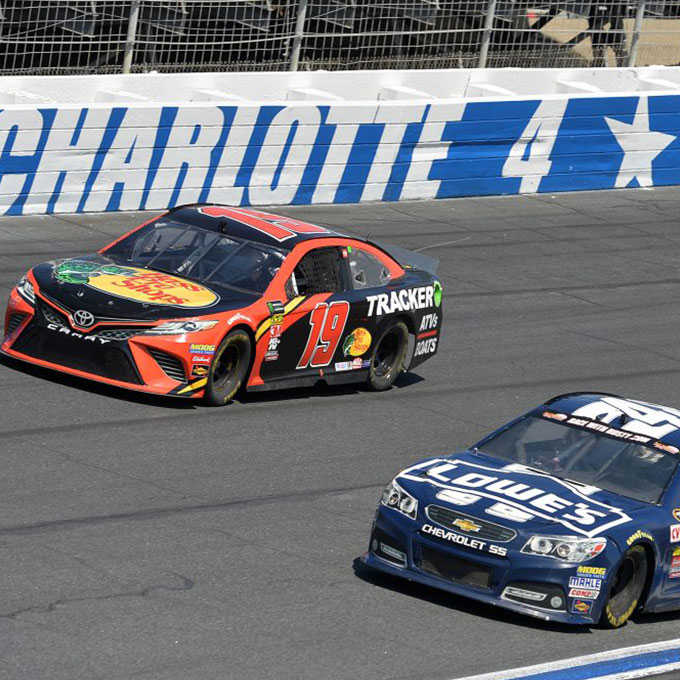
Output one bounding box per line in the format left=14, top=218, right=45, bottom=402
left=0, top=67, right=679, bottom=215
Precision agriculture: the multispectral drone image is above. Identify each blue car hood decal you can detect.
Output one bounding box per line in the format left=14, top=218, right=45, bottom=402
left=397, top=451, right=642, bottom=538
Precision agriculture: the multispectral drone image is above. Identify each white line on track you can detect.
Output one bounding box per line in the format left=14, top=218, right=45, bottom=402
left=450, top=638, right=680, bottom=680
left=594, top=661, right=680, bottom=680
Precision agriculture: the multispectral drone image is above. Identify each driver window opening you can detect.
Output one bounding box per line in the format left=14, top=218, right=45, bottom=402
left=285, top=247, right=348, bottom=298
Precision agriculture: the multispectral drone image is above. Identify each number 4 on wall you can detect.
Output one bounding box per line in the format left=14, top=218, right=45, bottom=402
left=297, top=301, right=351, bottom=369
left=502, top=99, right=568, bottom=194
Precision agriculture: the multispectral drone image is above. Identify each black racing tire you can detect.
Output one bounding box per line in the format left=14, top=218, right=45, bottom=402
left=600, top=544, right=648, bottom=628
left=366, top=321, right=409, bottom=391
left=203, top=329, right=252, bottom=406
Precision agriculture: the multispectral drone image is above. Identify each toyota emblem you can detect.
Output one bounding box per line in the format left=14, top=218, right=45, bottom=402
left=73, top=309, right=95, bottom=328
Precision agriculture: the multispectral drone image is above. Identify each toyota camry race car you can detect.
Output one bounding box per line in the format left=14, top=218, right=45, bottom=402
left=363, top=393, right=680, bottom=627
left=2, top=205, right=442, bottom=405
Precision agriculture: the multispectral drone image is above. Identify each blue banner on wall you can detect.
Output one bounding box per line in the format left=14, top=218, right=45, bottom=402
left=0, top=94, right=677, bottom=215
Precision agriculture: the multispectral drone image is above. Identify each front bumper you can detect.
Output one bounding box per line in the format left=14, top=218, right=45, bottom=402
left=362, top=507, right=609, bottom=625
left=2, top=289, right=212, bottom=398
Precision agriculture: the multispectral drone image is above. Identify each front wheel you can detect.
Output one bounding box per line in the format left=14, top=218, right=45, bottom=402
left=600, top=545, right=648, bottom=628
left=366, top=321, right=409, bottom=391
left=203, top=329, right=252, bottom=406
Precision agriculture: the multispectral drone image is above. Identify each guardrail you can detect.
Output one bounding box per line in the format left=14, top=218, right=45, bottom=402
left=0, top=67, right=678, bottom=216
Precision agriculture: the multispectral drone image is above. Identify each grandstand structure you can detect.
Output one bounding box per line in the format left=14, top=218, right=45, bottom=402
left=0, top=0, right=675, bottom=75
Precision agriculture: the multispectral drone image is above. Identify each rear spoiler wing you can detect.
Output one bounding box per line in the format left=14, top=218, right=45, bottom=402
left=370, top=240, right=439, bottom=275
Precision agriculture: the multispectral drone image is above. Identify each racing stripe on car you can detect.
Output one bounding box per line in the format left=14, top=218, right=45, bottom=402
left=172, top=378, right=208, bottom=395
left=255, top=296, right=305, bottom=341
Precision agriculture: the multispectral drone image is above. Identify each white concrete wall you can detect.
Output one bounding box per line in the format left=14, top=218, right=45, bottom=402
left=0, top=67, right=678, bottom=215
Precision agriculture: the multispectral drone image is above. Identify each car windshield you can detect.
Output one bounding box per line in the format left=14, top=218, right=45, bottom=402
left=105, top=220, right=286, bottom=295
left=475, top=413, right=679, bottom=504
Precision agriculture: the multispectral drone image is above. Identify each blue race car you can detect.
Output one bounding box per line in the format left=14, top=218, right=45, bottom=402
left=362, top=392, right=680, bottom=627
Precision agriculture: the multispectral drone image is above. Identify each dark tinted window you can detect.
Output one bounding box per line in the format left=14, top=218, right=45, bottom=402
left=349, top=248, right=391, bottom=289
left=476, top=415, right=679, bottom=504
left=106, top=220, right=285, bottom=295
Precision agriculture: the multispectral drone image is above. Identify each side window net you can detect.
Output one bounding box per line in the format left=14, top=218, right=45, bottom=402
left=291, top=248, right=345, bottom=296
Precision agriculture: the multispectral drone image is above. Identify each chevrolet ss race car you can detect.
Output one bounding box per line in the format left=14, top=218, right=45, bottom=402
left=2, top=205, right=442, bottom=405
left=363, top=393, right=680, bottom=627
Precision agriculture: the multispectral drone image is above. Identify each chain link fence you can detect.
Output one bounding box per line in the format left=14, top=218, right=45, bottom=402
left=0, top=0, right=676, bottom=76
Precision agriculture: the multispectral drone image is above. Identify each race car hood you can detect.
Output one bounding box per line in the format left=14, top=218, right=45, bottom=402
left=30, top=255, right=255, bottom=320
left=396, top=450, right=643, bottom=538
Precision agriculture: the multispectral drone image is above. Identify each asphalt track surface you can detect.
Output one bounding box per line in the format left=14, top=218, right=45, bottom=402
left=3, top=187, right=680, bottom=680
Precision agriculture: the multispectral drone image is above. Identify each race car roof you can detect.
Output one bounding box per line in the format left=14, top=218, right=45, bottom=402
left=168, top=204, right=345, bottom=250
left=166, top=204, right=440, bottom=274
left=541, top=392, right=680, bottom=448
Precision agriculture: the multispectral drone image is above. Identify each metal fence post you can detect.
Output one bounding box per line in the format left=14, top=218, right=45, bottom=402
left=122, top=0, right=141, bottom=74
left=289, top=0, right=308, bottom=71
left=627, top=0, right=646, bottom=67
left=477, top=0, right=498, bottom=68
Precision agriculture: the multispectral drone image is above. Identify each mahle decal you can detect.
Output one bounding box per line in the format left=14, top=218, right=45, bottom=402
left=343, top=327, right=372, bottom=357
left=53, top=259, right=218, bottom=308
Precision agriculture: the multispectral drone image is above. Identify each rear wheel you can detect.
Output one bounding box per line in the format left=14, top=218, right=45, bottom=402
left=366, top=321, right=409, bottom=391
left=600, top=545, right=648, bottom=628
left=203, top=330, right=252, bottom=406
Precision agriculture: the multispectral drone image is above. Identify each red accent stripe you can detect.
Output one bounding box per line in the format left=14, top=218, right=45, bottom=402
left=417, top=330, right=438, bottom=339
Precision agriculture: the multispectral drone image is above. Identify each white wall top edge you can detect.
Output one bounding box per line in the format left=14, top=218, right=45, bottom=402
left=0, top=66, right=677, bottom=107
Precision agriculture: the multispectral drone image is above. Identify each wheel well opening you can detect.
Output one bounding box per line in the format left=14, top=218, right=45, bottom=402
left=221, top=324, right=257, bottom=371
left=396, top=314, right=415, bottom=336
left=395, top=314, right=415, bottom=368
left=637, top=542, right=656, bottom=610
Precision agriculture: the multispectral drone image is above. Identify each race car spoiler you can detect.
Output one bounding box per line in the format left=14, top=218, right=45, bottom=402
left=370, top=240, right=439, bottom=275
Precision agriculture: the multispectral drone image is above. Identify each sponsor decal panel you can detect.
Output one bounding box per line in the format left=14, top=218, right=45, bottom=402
left=414, top=337, right=437, bottom=357
left=190, top=345, right=215, bottom=363
left=571, top=599, right=593, bottom=615
left=400, top=458, right=632, bottom=538
left=420, top=523, right=507, bottom=556
left=673, top=509, right=680, bottom=523
left=542, top=411, right=568, bottom=421
left=627, top=530, right=654, bottom=546
left=671, top=525, right=680, bottom=543
left=191, top=365, right=208, bottom=377
left=419, top=313, right=439, bottom=332
left=568, top=588, right=599, bottom=599
left=55, top=259, right=219, bottom=308
left=343, top=327, right=372, bottom=357
left=568, top=576, right=603, bottom=591
left=334, top=358, right=366, bottom=372
left=367, top=286, right=436, bottom=317
left=576, top=565, right=607, bottom=578
left=227, top=312, right=253, bottom=325
left=267, top=301, right=285, bottom=315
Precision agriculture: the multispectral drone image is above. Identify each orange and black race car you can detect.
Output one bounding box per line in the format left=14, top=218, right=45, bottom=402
left=2, top=205, right=443, bottom=405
